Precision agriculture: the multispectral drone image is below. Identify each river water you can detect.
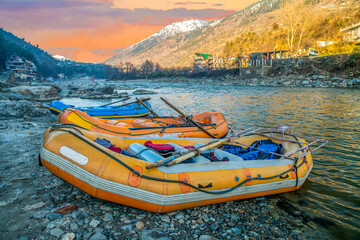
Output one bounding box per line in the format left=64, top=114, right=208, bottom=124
left=62, top=80, right=360, bottom=239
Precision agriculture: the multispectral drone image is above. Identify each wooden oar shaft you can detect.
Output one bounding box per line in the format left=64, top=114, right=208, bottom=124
left=167, top=139, right=229, bottom=166
left=99, top=97, right=131, bottom=107
left=136, top=97, right=159, bottom=117
left=160, top=97, right=187, bottom=117
left=146, top=138, right=229, bottom=169
left=160, top=97, right=216, bottom=138
left=114, top=98, right=150, bottom=108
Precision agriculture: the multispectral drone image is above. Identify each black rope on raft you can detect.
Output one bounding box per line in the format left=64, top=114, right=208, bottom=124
left=54, top=128, right=308, bottom=195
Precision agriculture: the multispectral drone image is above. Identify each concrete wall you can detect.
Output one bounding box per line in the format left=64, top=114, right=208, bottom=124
left=238, top=66, right=263, bottom=80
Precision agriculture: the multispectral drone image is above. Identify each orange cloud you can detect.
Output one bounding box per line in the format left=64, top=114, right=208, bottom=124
left=39, top=22, right=164, bottom=62
left=113, top=0, right=258, bottom=10
left=0, top=0, right=257, bottom=62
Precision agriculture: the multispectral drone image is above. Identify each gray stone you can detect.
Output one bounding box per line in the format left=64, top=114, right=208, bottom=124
left=302, top=80, right=309, bottom=85
left=230, top=227, right=241, bottom=235
left=103, top=213, right=113, bottom=222
left=61, top=233, right=75, bottom=240
left=160, top=222, right=169, bottom=228
left=47, top=213, right=63, bottom=221
left=89, top=219, right=100, bottom=228
left=175, top=213, right=184, bottom=219
left=99, top=205, right=113, bottom=212
left=8, top=86, right=60, bottom=101
left=199, top=235, right=219, bottom=240
left=121, top=224, right=132, bottom=231
left=210, top=223, right=218, bottom=231
left=202, top=214, right=210, bottom=222
left=50, top=228, right=64, bottom=238
left=160, top=215, right=170, bottom=223
left=89, top=232, right=107, bottom=240
left=248, top=231, right=258, bottom=237
left=70, top=223, right=78, bottom=231
left=242, top=234, right=249, bottom=240
left=98, top=86, right=114, bottom=94
left=133, top=89, right=157, bottom=95
left=312, top=75, right=319, bottom=80
left=230, top=214, right=239, bottom=221
left=140, top=228, right=171, bottom=240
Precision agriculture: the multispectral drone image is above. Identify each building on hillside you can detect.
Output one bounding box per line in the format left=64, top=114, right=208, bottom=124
left=238, top=55, right=251, bottom=68
left=340, top=21, right=360, bottom=42
left=5, top=56, right=37, bottom=80
left=211, top=56, right=239, bottom=70
left=193, top=53, right=212, bottom=71
left=193, top=53, right=239, bottom=71
left=250, top=50, right=288, bottom=67
left=317, top=41, right=335, bottom=47
left=211, top=57, right=227, bottom=70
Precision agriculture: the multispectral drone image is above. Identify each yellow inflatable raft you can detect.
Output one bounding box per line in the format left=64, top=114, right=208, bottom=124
left=40, top=125, right=327, bottom=212
left=57, top=108, right=228, bottom=138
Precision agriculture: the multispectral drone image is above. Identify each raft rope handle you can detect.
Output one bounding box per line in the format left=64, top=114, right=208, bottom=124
left=291, top=136, right=308, bottom=188
left=53, top=127, right=309, bottom=195
left=50, top=124, right=85, bottom=135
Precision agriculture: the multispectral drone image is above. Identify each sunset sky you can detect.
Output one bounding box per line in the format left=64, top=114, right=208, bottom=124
left=0, top=0, right=257, bottom=62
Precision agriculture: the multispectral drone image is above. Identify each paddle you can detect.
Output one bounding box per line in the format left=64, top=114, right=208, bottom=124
left=136, top=97, right=159, bottom=117
left=113, top=98, right=151, bottom=108
left=146, top=138, right=230, bottom=169
left=160, top=97, right=216, bottom=138
left=146, top=127, right=264, bottom=169
left=98, top=97, right=131, bottom=107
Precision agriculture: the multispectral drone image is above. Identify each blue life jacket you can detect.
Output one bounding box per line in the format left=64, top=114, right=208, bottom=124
left=219, top=139, right=283, bottom=160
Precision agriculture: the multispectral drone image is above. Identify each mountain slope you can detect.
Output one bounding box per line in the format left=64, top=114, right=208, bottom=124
left=105, top=0, right=358, bottom=68
left=105, top=0, right=282, bottom=67
left=105, top=19, right=210, bottom=66
left=0, top=28, right=61, bottom=76
left=0, top=28, right=58, bottom=67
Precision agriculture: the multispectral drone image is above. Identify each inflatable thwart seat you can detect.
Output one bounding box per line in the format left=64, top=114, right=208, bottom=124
left=40, top=125, right=327, bottom=212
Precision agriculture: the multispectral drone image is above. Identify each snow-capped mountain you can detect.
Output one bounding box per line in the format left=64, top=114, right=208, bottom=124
left=53, top=55, right=68, bottom=61
left=149, top=19, right=209, bottom=40
left=105, top=19, right=209, bottom=65
left=104, top=0, right=284, bottom=67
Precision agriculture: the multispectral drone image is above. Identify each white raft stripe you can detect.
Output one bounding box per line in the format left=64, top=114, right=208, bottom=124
left=40, top=147, right=312, bottom=206
left=59, top=146, right=88, bottom=166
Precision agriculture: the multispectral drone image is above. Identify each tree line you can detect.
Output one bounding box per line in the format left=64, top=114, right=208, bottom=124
left=103, top=59, right=239, bottom=80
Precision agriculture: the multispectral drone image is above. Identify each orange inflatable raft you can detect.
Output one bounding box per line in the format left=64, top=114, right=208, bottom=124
left=40, top=125, right=327, bottom=212
left=57, top=108, right=229, bottom=138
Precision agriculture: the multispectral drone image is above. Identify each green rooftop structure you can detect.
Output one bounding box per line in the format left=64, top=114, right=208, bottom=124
left=195, top=53, right=213, bottom=60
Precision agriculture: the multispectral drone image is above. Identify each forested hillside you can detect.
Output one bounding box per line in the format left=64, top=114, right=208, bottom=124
left=105, top=0, right=360, bottom=68
left=221, top=0, right=360, bottom=57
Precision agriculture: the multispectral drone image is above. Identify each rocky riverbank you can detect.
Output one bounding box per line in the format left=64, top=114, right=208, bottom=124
left=0, top=84, right=339, bottom=240
left=150, top=74, right=360, bottom=88
left=152, top=54, right=360, bottom=88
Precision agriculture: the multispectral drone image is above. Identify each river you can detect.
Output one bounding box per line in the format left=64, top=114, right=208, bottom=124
left=62, top=80, right=360, bottom=239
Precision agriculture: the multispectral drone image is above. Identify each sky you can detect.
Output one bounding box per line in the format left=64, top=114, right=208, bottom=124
left=0, top=0, right=258, bottom=62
